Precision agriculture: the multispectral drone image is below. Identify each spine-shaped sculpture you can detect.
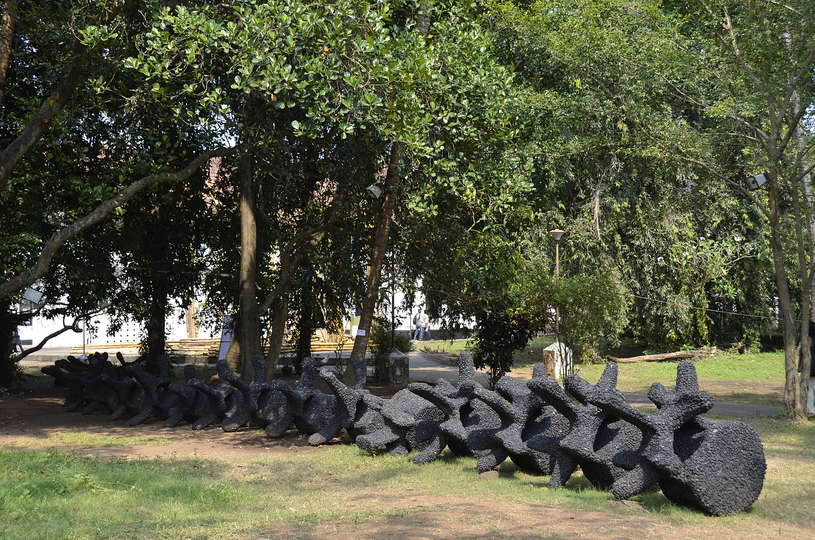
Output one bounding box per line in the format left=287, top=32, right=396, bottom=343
left=42, top=353, right=765, bottom=515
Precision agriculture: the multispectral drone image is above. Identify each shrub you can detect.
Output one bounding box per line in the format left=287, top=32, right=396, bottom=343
left=369, top=317, right=413, bottom=354
left=471, top=311, right=535, bottom=388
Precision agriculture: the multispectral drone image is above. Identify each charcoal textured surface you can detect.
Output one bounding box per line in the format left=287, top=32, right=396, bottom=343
left=525, top=363, right=642, bottom=489
left=586, top=360, right=766, bottom=515
left=474, top=368, right=565, bottom=475
left=39, top=352, right=766, bottom=516
left=407, top=353, right=501, bottom=464
left=320, top=369, right=443, bottom=457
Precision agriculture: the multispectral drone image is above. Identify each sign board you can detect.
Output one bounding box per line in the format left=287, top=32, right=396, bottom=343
left=217, top=315, right=235, bottom=361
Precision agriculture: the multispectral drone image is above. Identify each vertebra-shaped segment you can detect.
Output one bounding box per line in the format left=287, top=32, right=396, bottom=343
left=186, top=378, right=228, bottom=430
left=122, top=362, right=164, bottom=424
left=320, top=368, right=410, bottom=454
left=408, top=382, right=469, bottom=450
left=473, top=371, right=562, bottom=476
left=407, top=370, right=502, bottom=464
left=269, top=360, right=348, bottom=445
left=587, top=361, right=712, bottom=478
left=521, top=377, right=579, bottom=487
left=457, top=352, right=477, bottom=392
left=584, top=361, right=714, bottom=498
left=560, top=363, right=643, bottom=489
left=216, top=359, right=258, bottom=418
left=526, top=362, right=640, bottom=490
left=255, top=381, right=295, bottom=437
left=589, top=361, right=765, bottom=515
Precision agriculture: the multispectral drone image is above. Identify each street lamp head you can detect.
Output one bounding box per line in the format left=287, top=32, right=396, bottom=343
left=366, top=183, right=384, bottom=199
left=747, top=172, right=771, bottom=191
left=549, top=229, right=565, bottom=242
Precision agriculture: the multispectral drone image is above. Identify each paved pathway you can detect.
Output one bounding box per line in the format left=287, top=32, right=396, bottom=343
left=409, top=351, right=489, bottom=387
left=408, top=352, right=781, bottom=419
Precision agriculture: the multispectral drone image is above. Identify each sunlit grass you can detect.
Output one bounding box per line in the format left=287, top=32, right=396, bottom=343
left=575, top=351, right=784, bottom=385
left=13, top=432, right=173, bottom=449
left=564, top=351, right=785, bottom=407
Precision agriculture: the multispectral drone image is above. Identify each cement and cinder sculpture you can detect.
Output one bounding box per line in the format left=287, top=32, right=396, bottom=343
left=527, top=363, right=645, bottom=489
left=584, top=360, right=766, bottom=515
left=406, top=354, right=503, bottom=464
left=42, top=353, right=765, bottom=515
left=319, top=367, right=445, bottom=458
left=473, top=366, right=568, bottom=477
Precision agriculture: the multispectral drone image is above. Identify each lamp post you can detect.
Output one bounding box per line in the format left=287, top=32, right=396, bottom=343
left=548, top=228, right=568, bottom=377
left=548, top=229, right=565, bottom=277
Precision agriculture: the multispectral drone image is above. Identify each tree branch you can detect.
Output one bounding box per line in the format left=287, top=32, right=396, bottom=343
left=13, top=321, right=81, bottom=361
left=0, top=147, right=236, bottom=301
left=257, top=191, right=346, bottom=316
left=0, top=1, right=129, bottom=190
left=0, top=43, right=84, bottom=190
left=10, top=304, right=107, bottom=362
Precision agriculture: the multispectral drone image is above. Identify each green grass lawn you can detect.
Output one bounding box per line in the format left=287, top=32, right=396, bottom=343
left=574, top=351, right=784, bottom=385
left=570, top=351, right=785, bottom=407
left=1, top=417, right=812, bottom=539
left=416, top=339, right=470, bottom=354
left=418, top=335, right=555, bottom=356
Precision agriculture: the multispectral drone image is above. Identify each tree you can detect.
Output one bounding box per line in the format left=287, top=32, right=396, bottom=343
left=129, top=0, right=532, bottom=384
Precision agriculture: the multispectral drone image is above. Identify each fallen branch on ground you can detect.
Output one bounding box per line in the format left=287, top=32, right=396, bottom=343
left=610, top=348, right=716, bottom=363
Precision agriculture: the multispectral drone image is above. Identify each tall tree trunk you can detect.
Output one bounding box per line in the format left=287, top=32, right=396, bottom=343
left=767, top=171, right=805, bottom=417
left=793, top=88, right=815, bottom=417
left=144, top=285, right=167, bottom=375
left=296, top=271, right=314, bottom=371
left=347, top=142, right=403, bottom=387
left=185, top=298, right=198, bottom=339
left=239, top=149, right=260, bottom=380
left=0, top=0, right=17, bottom=105
left=267, top=295, right=288, bottom=382
left=345, top=6, right=431, bottom=387
left=0, top=301, right=18, bottom=387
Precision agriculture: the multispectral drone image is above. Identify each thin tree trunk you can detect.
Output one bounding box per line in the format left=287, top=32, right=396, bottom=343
left=793, top=88, right=814, bottom=418
left=185, top=298, right=198, bottom=339
left=347, top=142, right=403, bottom=387
left=0, top=0, right=17, bottom=105
left=767, top=172, right=803, bottom=416
left=0, top=301, right=18, bottom=387
left=267, top=295, right=288, bottom=382
left=145, top=285, right=167, bottom=374
left=296, top=271, right=314, bottom=370
left=239, top=149, right=260, bottom=380
left=345, top=6, right=431, bottom=387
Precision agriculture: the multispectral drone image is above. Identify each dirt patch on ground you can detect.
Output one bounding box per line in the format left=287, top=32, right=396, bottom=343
left=0, top=376, right=319, bottom=462
left=269, top=497, right=783, bottom=540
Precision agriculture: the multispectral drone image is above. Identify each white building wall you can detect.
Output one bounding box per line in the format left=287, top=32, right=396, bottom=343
left=18, top=306, right=217, bottom=349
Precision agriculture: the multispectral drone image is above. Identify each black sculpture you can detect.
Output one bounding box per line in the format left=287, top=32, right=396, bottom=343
left=319, top=367, right=445, bottom=458
left=407, top=354, right=503, bottom=464
left=585, top=360, right=766, bottom=515
left=40, top=351, right=766, bottom=516
left=524, top=363, right=645, bottom=489
left=472, top=365, right=567, bottom=476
